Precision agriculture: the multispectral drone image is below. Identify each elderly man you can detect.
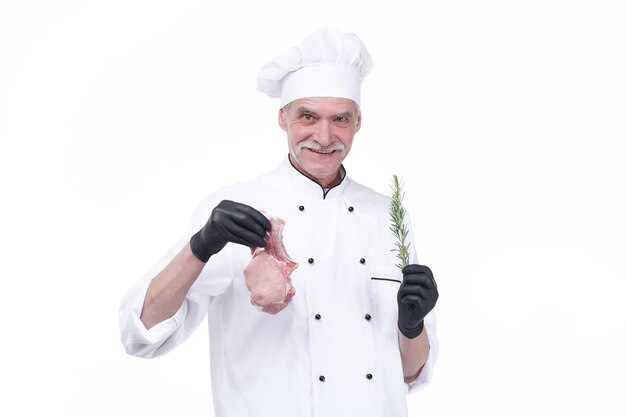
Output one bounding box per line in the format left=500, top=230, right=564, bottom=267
left=120, top=28, right=438, bottom=417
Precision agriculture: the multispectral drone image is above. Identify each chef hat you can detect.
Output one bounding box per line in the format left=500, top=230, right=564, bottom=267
left=257, top=28, right=373, bottom=107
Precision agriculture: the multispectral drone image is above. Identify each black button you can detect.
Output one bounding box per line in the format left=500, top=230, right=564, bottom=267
left=348, top=206, right=354, bottom=212
left=308, top=258, right=314, bottom=264
left=359, top=258, right=366, bottom=264
left=364, top=314, right=372, bottom=321
left=299, top=205, right=304, bottom=211
left=366, top=373, right=373, bottom=380
left=319, top=375, right=325, bottom=382
left=315, top=314, right=321, bottom=320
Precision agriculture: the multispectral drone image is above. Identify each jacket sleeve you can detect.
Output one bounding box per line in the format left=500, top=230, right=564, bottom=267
left=119, top=196, right=234, bottom=358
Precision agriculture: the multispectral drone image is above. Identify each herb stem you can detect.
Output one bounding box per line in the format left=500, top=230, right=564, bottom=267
left=389, top=175, right=411, bottom=270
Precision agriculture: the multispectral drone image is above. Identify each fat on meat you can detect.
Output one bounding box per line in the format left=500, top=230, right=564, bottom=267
left=243, top=213, right=298, bottom=314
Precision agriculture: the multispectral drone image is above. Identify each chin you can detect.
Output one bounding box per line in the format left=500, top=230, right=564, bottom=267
left=292, top=149, right=344, bottom=182
left=302, top=164, right=341, bottom=183
left=301, top=158, right=338, bottom=174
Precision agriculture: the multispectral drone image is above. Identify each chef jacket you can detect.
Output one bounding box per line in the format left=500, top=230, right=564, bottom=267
left=120, top=157, right=438, bottom=417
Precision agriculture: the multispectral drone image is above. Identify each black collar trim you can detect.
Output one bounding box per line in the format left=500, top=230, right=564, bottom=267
left=287, top=154, right=346, bottom=199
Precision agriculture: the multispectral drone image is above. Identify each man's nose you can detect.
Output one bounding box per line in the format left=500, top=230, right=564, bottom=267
left=315, top=121, right=332, bottom=146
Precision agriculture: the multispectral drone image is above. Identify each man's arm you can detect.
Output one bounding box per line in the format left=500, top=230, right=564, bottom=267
left=399, top=328, right=430, bottom=383
left=397, top=264, right=438, bottom=383
left=140, top=243, right=204, bottom=330
left=139, top=200, right=271, bottom=330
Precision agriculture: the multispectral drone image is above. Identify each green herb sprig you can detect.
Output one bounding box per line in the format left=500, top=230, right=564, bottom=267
left=389, top=175, right=411, bottom=270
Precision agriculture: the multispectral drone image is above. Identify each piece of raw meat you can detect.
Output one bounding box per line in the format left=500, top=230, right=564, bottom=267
left=243, top=213, right=298, bottom=314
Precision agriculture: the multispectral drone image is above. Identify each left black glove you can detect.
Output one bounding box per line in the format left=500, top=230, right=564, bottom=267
left=397, top=264, right=438, bottom=339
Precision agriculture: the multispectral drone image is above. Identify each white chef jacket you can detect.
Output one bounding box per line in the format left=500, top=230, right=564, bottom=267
left=120, top=157, right=438, bottom=417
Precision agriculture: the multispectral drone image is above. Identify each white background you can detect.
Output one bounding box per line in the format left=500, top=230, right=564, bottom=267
left=1, top=0, right=625, bottom=416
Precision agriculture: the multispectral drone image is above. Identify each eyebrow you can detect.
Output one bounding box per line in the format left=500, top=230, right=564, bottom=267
left=295, top=107, right=354, bottom=119
left=295, top=106, right=316, bottom=116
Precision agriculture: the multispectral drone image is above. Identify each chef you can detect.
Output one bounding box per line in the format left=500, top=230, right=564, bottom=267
left=120, top=28, right=439, bottom=417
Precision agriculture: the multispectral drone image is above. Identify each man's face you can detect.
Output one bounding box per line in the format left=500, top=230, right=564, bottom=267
left=278, top=97, right=361, bottom=188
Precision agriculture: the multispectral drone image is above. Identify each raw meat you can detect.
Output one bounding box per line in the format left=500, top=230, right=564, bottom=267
left=243, top=213, right=298, bottom=314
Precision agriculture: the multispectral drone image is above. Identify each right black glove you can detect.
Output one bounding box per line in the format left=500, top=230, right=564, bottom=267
left=397, top=264, right=438, bottom=339
left=190, top=200, right=271, bottom=263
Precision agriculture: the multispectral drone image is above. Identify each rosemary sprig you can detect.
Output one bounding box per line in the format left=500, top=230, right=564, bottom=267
left=389, top=174, right=411, bottom=270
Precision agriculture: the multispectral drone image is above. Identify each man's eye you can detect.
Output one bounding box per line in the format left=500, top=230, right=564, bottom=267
left=335, top=116, right=348, bottom=123
left=302, top=114, right=314, bottom=121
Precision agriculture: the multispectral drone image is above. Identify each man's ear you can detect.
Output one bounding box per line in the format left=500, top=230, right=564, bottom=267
left=355, top=112, right=362, bottom=133
left=278, top=108, right=287, bottom=131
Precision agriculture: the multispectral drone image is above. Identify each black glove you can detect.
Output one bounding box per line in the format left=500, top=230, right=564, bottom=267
left=190, top=200, right=271, bottom=263
left=397, top=264, right=438, bottom=339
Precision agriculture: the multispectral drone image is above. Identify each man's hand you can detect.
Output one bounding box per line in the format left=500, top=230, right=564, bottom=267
left=190, top=200, right=271, bottom=263
left=397, top=264, right=438, bottom=339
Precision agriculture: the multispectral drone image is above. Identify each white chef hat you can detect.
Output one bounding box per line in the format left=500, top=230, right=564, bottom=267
left=257, top=28, right=373, bottom=107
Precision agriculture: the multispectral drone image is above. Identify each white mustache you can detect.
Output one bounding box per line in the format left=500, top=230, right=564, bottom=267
left=296, top=140, right=345, bottom=156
